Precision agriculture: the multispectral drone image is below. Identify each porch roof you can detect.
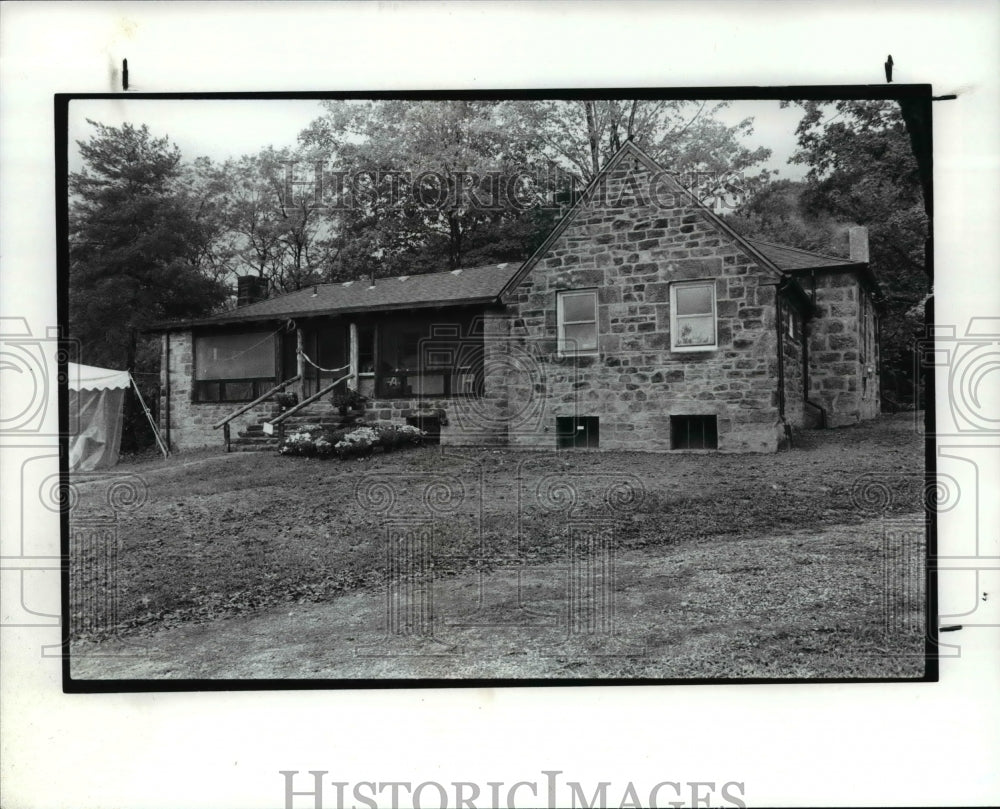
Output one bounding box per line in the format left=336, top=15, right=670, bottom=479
left=745, top=239, right=862, bottom=272
left=153, top=262, right=521, bottom=330
left=746, top=238, right=882, bottom=301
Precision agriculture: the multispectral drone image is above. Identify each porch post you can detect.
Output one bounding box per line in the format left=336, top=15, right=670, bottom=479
left=348, top=321, right=359, bottom=391
left=296, top=326, right=305, bottom=398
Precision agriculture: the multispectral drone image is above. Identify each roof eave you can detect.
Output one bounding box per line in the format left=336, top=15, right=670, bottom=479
left=145, top=295, right=503, bottom=333
left=783, top=262, right=883, bottom=300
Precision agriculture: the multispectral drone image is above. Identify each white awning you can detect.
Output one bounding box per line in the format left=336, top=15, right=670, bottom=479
left=67, top=362, right=131, bottom=391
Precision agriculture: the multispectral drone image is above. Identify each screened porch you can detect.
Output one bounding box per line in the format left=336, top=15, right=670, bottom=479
left=191, top=308, right=487, bottom=404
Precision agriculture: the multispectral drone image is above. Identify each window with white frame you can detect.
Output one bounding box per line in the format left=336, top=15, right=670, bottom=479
left=557, top=290, right=598, bottom=355
left=670, top=281, right=717, bottom=351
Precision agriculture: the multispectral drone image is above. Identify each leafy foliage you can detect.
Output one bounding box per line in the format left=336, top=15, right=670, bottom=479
left=69, top=121, right=229, bottom=367
left=294, top=99, right=774, bottom=278
left=506, top=99, right=773, bottom=185
left=69, top=121, right=230, bottom=449
left=201, top=148, right=337, bottom=294
left=278, top=422, right=425, bottom=458
left=297, top=100, right=562, bottom=275
left=727, top=100, right=930, bottom=405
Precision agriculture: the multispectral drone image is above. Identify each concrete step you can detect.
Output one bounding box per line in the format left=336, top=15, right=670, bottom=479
left=231, top=436, right=279, bottom=447
left=230, top=442, right=278, bottom=453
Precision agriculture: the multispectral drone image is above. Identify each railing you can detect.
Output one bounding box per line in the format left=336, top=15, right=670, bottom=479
left=213, top=375, right=301, bottom=452
left=262, top=365, right=354, bottom=436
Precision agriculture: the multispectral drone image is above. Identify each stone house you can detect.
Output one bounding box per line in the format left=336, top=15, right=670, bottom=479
left=152, top=142, right=881, bottom=453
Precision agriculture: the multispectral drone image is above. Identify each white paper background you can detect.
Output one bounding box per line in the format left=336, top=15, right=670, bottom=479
left=1, top=2, right=998, bottom=807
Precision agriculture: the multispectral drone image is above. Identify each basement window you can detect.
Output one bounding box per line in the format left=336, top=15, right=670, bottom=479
left=670, top=415, right=718, bottom=450
left=406, top=415, right=441, bottom=445
left=556, top=416, right=600, bottom=449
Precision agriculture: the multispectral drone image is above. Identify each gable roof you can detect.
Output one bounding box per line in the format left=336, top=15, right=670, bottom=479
left=152, top=263, right=520, bottom=330
left=498, top=140, right=788, bottom=301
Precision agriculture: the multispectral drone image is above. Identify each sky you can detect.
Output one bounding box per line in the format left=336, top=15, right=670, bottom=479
left=67, top=97, right=811, bottom=180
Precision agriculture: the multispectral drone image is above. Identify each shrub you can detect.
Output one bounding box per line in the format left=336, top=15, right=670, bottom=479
left=278, top=422, right=425, bottom=459
left=334, top=426, right=380, bottom=458
left=279, top=425, right=334, bottom=457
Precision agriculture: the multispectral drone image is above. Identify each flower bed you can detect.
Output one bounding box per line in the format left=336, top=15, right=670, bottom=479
left=279, top=422, right=425, bottom=459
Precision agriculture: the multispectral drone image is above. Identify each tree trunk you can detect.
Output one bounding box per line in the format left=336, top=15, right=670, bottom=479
left=448, top=213, right=462, bottom=269
left=584, top=101, right=601, bottom=179
left=626, top=100, right=638, bottom=140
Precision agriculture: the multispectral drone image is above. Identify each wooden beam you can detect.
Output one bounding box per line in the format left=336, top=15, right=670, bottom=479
left=348, top=322, right=359, bottom=391
left=296, top=327, right=305, bottom=398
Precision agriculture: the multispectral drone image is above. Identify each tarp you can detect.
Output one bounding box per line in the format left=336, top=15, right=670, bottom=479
left=68, top=362, right=130, bottom=392
left=67, top=362, right=129, bottom=472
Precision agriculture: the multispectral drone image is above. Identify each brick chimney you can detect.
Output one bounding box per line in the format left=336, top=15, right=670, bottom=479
left=849, top=226, right=870, bottom=263
left=236, top=275, right=268, bottom=307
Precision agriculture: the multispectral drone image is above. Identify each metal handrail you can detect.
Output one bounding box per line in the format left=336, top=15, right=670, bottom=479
left=212, top=374, right=302, bottom=430
left=265, top=369, right=354, bottom=429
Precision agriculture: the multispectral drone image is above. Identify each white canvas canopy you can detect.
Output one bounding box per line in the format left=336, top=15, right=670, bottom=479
left=67, top=362, right=132, bottom=472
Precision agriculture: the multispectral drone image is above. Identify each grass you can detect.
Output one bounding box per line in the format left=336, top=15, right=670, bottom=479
left=69, top=412, right=928, bottom=679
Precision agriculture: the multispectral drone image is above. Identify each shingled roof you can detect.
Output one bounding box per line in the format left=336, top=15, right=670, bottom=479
left=745, top=239, right=862, bottom=272
left=155, top=263, right=520, bottom=330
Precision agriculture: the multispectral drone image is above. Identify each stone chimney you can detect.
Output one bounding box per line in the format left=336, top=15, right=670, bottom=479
left=849, top=226, right=870, bottom=263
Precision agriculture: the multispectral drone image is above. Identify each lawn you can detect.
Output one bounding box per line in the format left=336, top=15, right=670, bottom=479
left=69, top=412, right=929, bottom=680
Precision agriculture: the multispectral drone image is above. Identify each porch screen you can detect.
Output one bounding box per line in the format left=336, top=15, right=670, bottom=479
left=377, top=316, right=483, bottom=398
left=194, top=330, right=275, bottom=402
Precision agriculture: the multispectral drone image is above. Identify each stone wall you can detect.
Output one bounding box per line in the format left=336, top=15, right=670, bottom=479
left=806, top=270, right=880, bottom=426
left=499, top=155, right=788, bottom=453
left=159, top=331, right=277, bottom=450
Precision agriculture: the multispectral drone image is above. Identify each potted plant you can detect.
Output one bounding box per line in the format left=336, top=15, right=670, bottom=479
left=331, top=387, right=367, bottom=415
left=274, top=391, right=298, bottom=411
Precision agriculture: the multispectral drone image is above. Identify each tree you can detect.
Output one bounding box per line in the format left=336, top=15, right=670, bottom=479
left=730, top=100, right=929, bottom=406
left=204, top=147, right=338, bottom=294
left=297, top=99, right=773, bottom=278
left=505, top=99, right=773, bottom=194
left=69, top=120, right=229, bottom=449
left=298, top=100, right=563, bottom=275
left=725, top=179, right=848, bottom=253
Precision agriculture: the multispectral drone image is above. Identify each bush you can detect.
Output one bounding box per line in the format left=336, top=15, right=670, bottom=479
left=278, top=422, right=425, bottom=459
left=279, top=425, right=334, bottom=457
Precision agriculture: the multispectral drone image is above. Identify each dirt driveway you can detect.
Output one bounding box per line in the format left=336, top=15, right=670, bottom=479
left=71, top=513, right=925, bottom=681
left=68, top=412, right=927, bottom=682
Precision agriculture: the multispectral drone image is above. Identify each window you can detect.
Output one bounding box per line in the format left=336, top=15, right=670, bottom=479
left=670, top=281, right=717, bottom=351
left=556, top=416, right=600, bottom=449
left=194, top=330, right=276, bottom=402
left=861, top=294, right=872, bottom=365
left=670, top=415, right=718, bottom=450
left=557, top=290, right=598, bottom=356
left=784, top=308, right=802, bottom=343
